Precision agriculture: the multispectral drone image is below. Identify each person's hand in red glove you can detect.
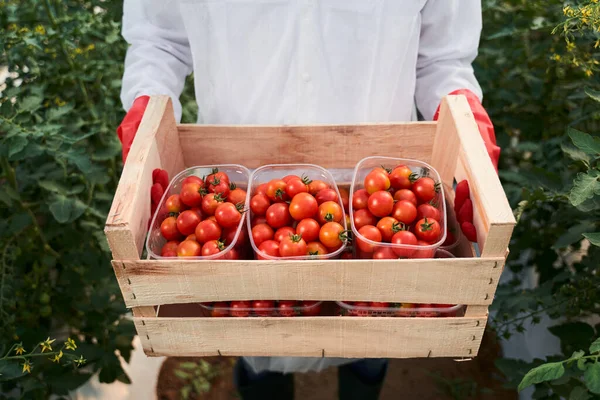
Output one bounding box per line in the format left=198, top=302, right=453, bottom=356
left=116, top=95, right=169, bottom=223
left=433, top=89, right=501, bottom=243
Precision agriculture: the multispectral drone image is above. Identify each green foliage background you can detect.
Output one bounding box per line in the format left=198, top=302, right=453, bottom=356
left=0, top=0, right=599, bottom=398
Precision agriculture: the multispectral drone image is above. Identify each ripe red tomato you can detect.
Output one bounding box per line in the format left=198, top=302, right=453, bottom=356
left=396, top=303, right=416, bottom=317
left=352, top=208, right=377, bottom=230
left=201, top=240, right=226, bottom=257
left=364, top=169, right=390, bottom=194
left=257, top=240, right=280, bottom=259
left=201, top=193, right=225, bottom=216
left=307, top=241, right=328, bottom=256
left=250, top=193, right=270, bottom=216
left=176, top=210, right=202, bottom=236
left=221, top=247, right=242, bottom=260
left=285, top=178, right=309, bottom=198
left=278, top=300, right=297, bottom=317
left=372, top=246, right=398, bottom=259
left=341, top=251, right=353, bottom=259
left=206, top=169, right=229, bottom=186
left=301, top=301, right=322, bottom=316
left=274, top=226, right=295, bottom=243
left=221, top=225, right=244, bottom=246
left=194, top=220, right=221, bottom=243
left=393, top=189, right=417, bottom=205
left=165, top=194, right=186, bottom=213
left=186, top=234, right=197, bottom=241
left=210, top=302, right=230, bottom=317
left=228, top=187, right=247, bottom=206
left=367, top=190, right=394, bottom=217
left=357, top=225, right=382, bottom=253
left=315, top=188, right=339, bottom=205
left=389, top=165, right=413, bottom=190
left=282, top=175, right=300, bottom=183
left=215, top=202, right=242, bottom=228
left=376, top=217, right=402, bottom=242
left=177, top=240, right=202, bottom=257
left=266, top=203, right=292, bottom=228
left=417, top=203, right=441, bottom=221
left=182, top=175, right=204, bottom=187
left=255, top=183, right=268, bottom=196
left=391, top=200, right=417, bottom=225
left=289, top=192, right=319, bottom=221
left=348, top=301, right=370, bottom=317
left=189, top=207, right=203, bottom=219
left=207, top=178, right=230, bottom=198
left=279, top=234, right=308, bottom=257
left=338, top=188, right=350, bottom=212
left=266, top=179, right=288, bottom=201
left=308, top=180, right=329, bottom=195
left=160, top=216, right=181, bottom=241
left=180, top=182, right=204, bottom=207
left=161, top=240, right=180, bottom=257
left=296, top=218, right=320, bottom=242
left=412, top=177, right=439, bottom=203
left=352, top=189, right=370, bottom=210
left=412, top=240, right=436, bottom=259
left=317, top=201, right=343, bottom=224
left=231, top=301, right=251, bottom=317
left=391, top=230, right=418, bottom=257
left=252, top=300, right=275, bottom=317
left=415, top=218, right=442, bottom=242
left=252, top=215, right=268, bottom=227
left=319, top=222, right=347, bottom=249
left=252, top=223, right=274, bottom=247
left=370, top=302, right=390, bottom=308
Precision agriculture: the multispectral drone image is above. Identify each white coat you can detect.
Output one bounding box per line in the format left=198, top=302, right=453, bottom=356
left=121, top=0, right=484, bottom=374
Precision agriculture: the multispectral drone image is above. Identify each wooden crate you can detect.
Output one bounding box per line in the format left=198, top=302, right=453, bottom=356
left=104, top=95, right=515, bottom=359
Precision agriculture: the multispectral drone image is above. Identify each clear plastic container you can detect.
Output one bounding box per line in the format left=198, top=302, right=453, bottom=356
left=199, top=300, right=323, bottom=317
left=336, top=301, right=465, bottom=318
left=146, top=164, right=251, bottom=260
left=247, top=164, right=347, bottom=260
left=439, top=184, right=463, bottom=254
left=349, top=156, right=447, bottom=259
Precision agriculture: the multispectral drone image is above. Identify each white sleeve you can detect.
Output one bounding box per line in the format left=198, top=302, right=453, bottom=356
left=415, top=0, right=483, bottom=120
left=120, top=0, right=193, bottom=121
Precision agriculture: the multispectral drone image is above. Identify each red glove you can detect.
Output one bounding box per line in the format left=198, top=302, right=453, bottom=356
left=117, top=95, right=150, bottom=163
left=433, top=89, right=501, bottom=242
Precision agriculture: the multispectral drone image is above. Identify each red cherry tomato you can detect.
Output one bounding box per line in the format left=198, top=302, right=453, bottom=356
left=182, top=175, right=204, bottom=187
left=315, top=188, right=339, bottom=205
left=257, top=240, right=280, bottom=259
left=391, top=200, right=417, bottom=225
left=201, top=240, right=226, bottom=257
left=319, top=222, right=347, bottom=249
left=160, top=216, right=181, bottom=241
left=364, top=169, right=390, bottom=194
left=308, top=180, right=329, bottom=195
left=301, top=301, right=322, bottom=316
left=289, top=192, right=319, bottom=221
left=341, top=251, right=353, bottom=259
left=251, top=223, right=274, bottom=247
left=210, top=302, right=230, bottom=317
left=231, top=301, right=251, bottom=317
left=417, top=203, right=441, bottom=221
left=165, top=194, right=186, bottom=213
left=307, top=241, right=328, bottom=256
left=353, top=208, right=378, bottom=230
left=250, top=193, right=270, bottom=216
left=357, top=225, right=382, bottom=253
left=367, top=190, right=394, bottom=218
left=266, top=203, right=292, bottom=228
left=348, top=301, right=370, bottom=317
left=282, top=175, right=301, bottom=183
left=161, top=240, right=180, bottom=257
left=296, top=218, right=320, bottom=243
left=412, top=240, right=436, bottom=259
left=414, top=218, right=442, bottom=242
left=391, top=230, right=418, bottom=258
left=207, top=178, right=230, bottom=199
left=252, top=215, right=268, bottom=227
left=337, top=188, right=350, bottom=212
left=376, top=216, right=402, bottom=242
left=228, top=187, right=247, bottom=206
left=412, top=177, right=439, bottom=204
left=266, top=179, right=288, bottom=202
left=317, top=201, right=343, bottom=224
left=177, top=240, right=202, bottom=257
left=278, top=300, right=297, bottom=317
left=221, top=247, right=241, bottom=260
left=285, top=178, right=309, bottom=198
left=255, top=183, right=268, bottom=196
left=186, top=234, right=197, bottom=241
left=370, top=302, right=390, bottom=308
left=221, top=226, right=240, bottom=246
left=389, top=165, right=413, bottom=190
left=274, top=226, right=295, bottom=243
left=352, top=189, right=370, bottom=210
left=176, top=210, right=202, bottom=236
left=201, top=193, right=225, bottom=216
left=372, top=247, right=398, bottom=259
left=179, top=182, right=204, bottom=208
left=279, top=234, right=308, bottom=257
left=215, top=202, right=242, bottom=228
left=393, top=189, right=417, bottom=205
left=252, top=300, right=275, bottom=317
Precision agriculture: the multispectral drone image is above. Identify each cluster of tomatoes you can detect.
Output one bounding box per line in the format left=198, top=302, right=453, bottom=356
left=343, top=302, right=459, bottom=317
left=352, top=165, right=446, bottom=259
left=249, top=175, right=350, bottom=258
left=203, top=300, right=322, bottom=317
left=158, top=169, right=249, bottom=259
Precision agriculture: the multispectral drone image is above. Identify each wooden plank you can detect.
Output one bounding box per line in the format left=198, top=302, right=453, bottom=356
left=113, top=257, right=505, bottom=308
left=464, top=305, right=488, bottom=318
left=105, top=96, right=179, bottom=259
left=430, top=99, right=461, bottom=189
left=177, top=123, right=436, bottom=169
left=137, top=316, right=486, bottom=358
left=444, top=95, right=516, bottom=258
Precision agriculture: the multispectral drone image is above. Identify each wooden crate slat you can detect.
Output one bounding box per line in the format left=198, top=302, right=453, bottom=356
left=113, top=257, right=505, bottom=308
left=136, top=316, right=485, bottom=358
left=177, top=123, right=436, bottom=169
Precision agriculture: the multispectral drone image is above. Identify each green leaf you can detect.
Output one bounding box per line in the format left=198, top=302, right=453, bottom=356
left=578, top=358, right=587, bottom=371
left=585, top=87, right=600, bottom=102
left=569, top=386, right=591, bottom=400
left=8, top=135, right=27, bottom=158
left=575, top=196, right=600, bottom=212
left=0, top=359, right=24, bottom=381
left=583, top=233, right=600, bottom=247
left=181, top=385, right=191, bottom=400
left=518, top=362, right=565, bottom=392
left=18, top=95, right=43, bottom=112
left=553, top=223, right=595, bottom=249
left=47, top=104, right=74, bottom=121
left=590, top=338, right=600, bottom=354
left=569, top=128, right=600, bottom=156
left=174, top=370, right=191, bottom=380
left=179, top=362, right=198, bottom=370
left=562, top=142, right=590, bottom=165
left=38, top=180, right=67, bottom=194
left=49, top=195, right=87, bottom=223
left=569, top=171, right=600, bottom=207
left=584, top=362, right=600, bottom=394
left=570, top=350, right=586, bottom=360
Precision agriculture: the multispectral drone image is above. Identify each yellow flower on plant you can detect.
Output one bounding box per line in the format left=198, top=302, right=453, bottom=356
left=595, top=40, right=600, bottom=48
left=35, top=25, right=45, bottom=35
left=22, top=360, right=32, bottom=374
left=74, top=355, right=87, bottom=367
left=50, top=350, right=63, bottom=363
left=563, top=5, right=571, bottom=15
left=585, top=69, right=593, bottom=77
left=15, top=343, right=25, bottom=355
left=65, top=338, right=77, bottom=351
left=551, top=54, right=562, bottom=61
left=567, top=41, right=576, bottom=51
left=74, top=47, right=83, bottom=55
left=86, top=44, right=95, bottom=51
left=40, top=337, right=55, bottom=353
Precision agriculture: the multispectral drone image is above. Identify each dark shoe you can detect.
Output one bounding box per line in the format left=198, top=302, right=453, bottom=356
left=338, top=360, right=387, bottom=400
left=234, top=358, right=294, bottom=400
